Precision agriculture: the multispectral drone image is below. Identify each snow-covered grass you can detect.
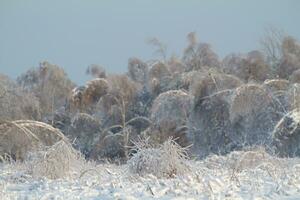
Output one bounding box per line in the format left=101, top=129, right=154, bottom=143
left=24, top=140, right=87, bottom=179
left=1, top=148, right=300, bottom=199
left=127, top=138, right=190, bottom=178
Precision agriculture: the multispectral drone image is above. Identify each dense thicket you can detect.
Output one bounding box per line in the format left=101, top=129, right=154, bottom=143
left=1, top=31, right=300, bottom=162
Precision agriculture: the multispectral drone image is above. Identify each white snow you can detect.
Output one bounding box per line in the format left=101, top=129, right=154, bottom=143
left=1, top=150, right=300, bottom=200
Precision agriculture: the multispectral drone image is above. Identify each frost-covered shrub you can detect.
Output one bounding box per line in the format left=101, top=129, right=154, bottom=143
left=0, top=74, right=41, bottom=121
left=67, top=113, right=101, bottom=156
left=0, top=121, right=66, bottom=160
left=147, top=62, right=173, bottom=96
left=246, top=50, right=272, bottom=81
left=50, top=107, right=71, bottom=132
left=277, top=36, right=300, bottom=79
left=0, top=89, right=40, bottom=121
left=222, top=51, right=271, bottom=82
left=281, top=36, right=300, bottom=56
left=17, top=61, right=75, bottom=117
left=222, top=53, right=245, bottom=78
left=176, top=70, right=202, bottom=91
left=150, top=90, right=192, bottom=145
left=91, top=77, right=149, bottom=160
left=70, top=86, right=86, bottom=111
left=262, top=79, right=290, bottom=113
left=127, top=57, right=148, bottom=84
left=127, top=138, right=190, bottom=178
left=229, top=84, right=278, bottom=145
left=272, top=110, right=300, bottom=157
left=90, top=114, right=150, bottom=161
left=94, top=131, right=144, bottom=162
left=229, top=84, right=271, bottom=123
left=25, top=140, right=85, bottom=179
left=94, top=75, right=139, bottom=129
left=167, top=56, right=186, bottom=74
left=83, top=78, right=109, bottom=106
left=190, top=72, right=242, bottom=106
left=107, top=75, right=139, bottom=106
left=263, top=81, right=300, bottom=113
left=95, top=95, right=123, bottom=127
left=278, top=53, right=300, bottom=79
left=188, top=90, right=234, bottom=157
left=70, top=78, right=108, bottom=113
left=183, top=32, right=220, bottom=70
left=90, top=132, right=125, bottom=161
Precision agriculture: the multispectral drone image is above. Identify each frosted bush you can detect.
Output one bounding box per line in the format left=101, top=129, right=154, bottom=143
left=263, top=79, right=290, bottom=113
left=68, top=113, right=101, bottom=156
left=190, top=71, right=242, bottom=105
left=84, top=78, right=109, bottom=105
left=0, top=74, right=41, bottom=121
left=25, top=140, right=86, bottom=179
left=229, top=84, right=272, bottom=123
left=229, top=84, right=278, bottom=145
left=183, top=33, right=220, bottom=70
left=150, top=90, right=192, bottom=145
left=222, top=51, right=271, bottom=82
left=278, top=53, right=300, bottom=79
left=127, top=57, right=148, bottom=84
left=70, top=78, right=109, bottom=112
left=90, top=132, right=125, bottom=161
left=272, top=110, right=300, bottom=157
left=188, top=90, right=233, bottom=157
left=127, top=138, right=190, bottom=178
left=17, top=61, right=75, bottom=117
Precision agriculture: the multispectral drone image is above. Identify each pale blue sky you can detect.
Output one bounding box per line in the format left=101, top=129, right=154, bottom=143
left=0, top=0, right=299, bottom=84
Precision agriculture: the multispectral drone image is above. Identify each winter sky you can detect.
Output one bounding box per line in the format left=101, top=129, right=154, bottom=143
left=0, top=0, right=299, bottom=84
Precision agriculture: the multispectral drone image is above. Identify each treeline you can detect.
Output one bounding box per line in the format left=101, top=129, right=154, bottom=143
left=1, top=29, right=300, bottom=161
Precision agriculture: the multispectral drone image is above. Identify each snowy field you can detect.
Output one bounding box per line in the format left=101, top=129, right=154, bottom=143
left=1, top=149, right=300, bottom=200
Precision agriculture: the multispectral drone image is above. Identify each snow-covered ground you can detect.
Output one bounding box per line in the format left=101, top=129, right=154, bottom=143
left=1, top=150, right=300, bottom=200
